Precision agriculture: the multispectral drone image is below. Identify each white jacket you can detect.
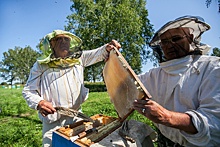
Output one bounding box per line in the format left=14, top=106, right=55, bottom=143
left=139, top=55, right=220, bottom=146
left=22, top=45, right=108, bottom=123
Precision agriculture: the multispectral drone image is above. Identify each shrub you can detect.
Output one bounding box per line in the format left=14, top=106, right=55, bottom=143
left=84, top=81, right=106, bottom=92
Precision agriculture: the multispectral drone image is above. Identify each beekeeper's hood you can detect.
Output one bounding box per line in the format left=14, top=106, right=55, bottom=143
left=37, top=30, right=82, bottom=65
left=150, top=15, right=211, bottom=63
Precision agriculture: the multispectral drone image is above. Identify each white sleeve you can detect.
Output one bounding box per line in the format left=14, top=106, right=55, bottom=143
left=181, top=65, right=220, bottom=146
left=181, top=110, right=210, bottom=146
left=80, top=44, right=109, bottom=67
left=22, top=62, right=44, bottom=110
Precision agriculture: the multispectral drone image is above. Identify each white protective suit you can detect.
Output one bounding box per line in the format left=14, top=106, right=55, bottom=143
left=138, top=55, right=220, bottom=146
left=22, top=45, right=109, bottom=146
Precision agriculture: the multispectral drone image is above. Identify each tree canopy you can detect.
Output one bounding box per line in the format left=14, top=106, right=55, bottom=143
left=65, top=0, right=154, bottom=82
left=206, top=0, right=220, bottom=12
left=0, top=46, right=40, bottom=84
left=211, top=47, right=220, bottom=57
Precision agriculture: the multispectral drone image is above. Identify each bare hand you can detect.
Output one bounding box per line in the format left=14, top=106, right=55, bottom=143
left=37, top=100, right=56, bottom=117
left=133, top=98, right=171, bottom=124
left=133, top=98, right=198, bottom=134
left=106, top=40, right=121, bottom=52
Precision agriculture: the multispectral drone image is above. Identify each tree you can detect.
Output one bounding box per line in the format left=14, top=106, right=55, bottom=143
left=65, top=0, right=154, bottom=82
left=206, top=0, right=220, bottom=12
left=0, top=46, right=40, bottom=85
left=211, top=47, right=220, bottom=57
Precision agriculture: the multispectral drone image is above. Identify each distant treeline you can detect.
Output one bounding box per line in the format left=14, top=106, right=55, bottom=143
left=0, top=82, right=106, bottom=92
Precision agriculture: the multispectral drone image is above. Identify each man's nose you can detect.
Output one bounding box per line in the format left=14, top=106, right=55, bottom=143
left=61, top=38, right=67, bottom=42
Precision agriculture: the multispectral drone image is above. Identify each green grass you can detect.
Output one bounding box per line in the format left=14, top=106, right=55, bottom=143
left=0, top=88, right=155, bottom=147
left=0, top=88, right=42, bottom=147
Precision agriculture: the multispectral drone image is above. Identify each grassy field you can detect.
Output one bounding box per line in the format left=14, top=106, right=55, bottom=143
left=0, top=88, right=155, bottom=147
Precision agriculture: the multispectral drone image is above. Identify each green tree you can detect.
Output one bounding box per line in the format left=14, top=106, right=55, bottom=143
left=65, top=0, right=154, bottom=82
left=211, top=47, right=220, bottom=57
left=206, top=0, right=220, bottom=12
left=0, top=46, right=40, bottom=84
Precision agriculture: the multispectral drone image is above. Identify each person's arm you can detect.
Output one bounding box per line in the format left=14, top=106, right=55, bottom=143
left=134, top=59, right=220, bottom=145
left=22, top=62, right=44, bottom=110
left=22, top=62, right=56, bottom=116
left=163, top=110, right=197, bottom=134
left=37, top=100, right=56, bottom=117
left=81, top=40, right=121, bottom=67
left=133, top=99, right=197, bottom=134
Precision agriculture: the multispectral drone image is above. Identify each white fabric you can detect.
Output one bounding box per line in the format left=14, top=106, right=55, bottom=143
left=91, top=120, right=156, bottom=147
left=22, top=45, right=108, bottom=146
left=138, top=55, right=220, bottom=146
left=43, top=115, right=83, bottom=147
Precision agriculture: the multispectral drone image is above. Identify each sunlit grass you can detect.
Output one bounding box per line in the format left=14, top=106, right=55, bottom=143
left=0, top=88, right=42, bottom=147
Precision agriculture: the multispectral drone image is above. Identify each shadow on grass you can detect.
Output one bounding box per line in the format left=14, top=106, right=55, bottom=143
left=1, top=113, right=41, bottom=124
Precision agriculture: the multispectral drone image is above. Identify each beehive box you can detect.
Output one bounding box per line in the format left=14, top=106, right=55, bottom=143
left=52, top=49, right=152, bottom=147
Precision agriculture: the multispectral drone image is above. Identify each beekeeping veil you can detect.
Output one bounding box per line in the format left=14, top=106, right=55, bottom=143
left=37, top=30, right=83, bottom=67
left=150, top=16, right=211, bottom=63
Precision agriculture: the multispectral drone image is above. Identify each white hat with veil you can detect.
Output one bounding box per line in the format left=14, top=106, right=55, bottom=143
left=150, top=15, right=211, bottom=62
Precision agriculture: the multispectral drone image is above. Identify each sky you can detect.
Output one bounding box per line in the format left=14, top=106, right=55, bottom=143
left=0, top=0, right=220, bottom=82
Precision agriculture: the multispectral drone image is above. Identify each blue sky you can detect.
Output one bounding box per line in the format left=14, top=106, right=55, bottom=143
left=0, top=0, right=219, bottom=82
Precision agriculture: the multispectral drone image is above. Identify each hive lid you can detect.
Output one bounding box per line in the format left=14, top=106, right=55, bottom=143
left=103, top=49, right=152, bottom=120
